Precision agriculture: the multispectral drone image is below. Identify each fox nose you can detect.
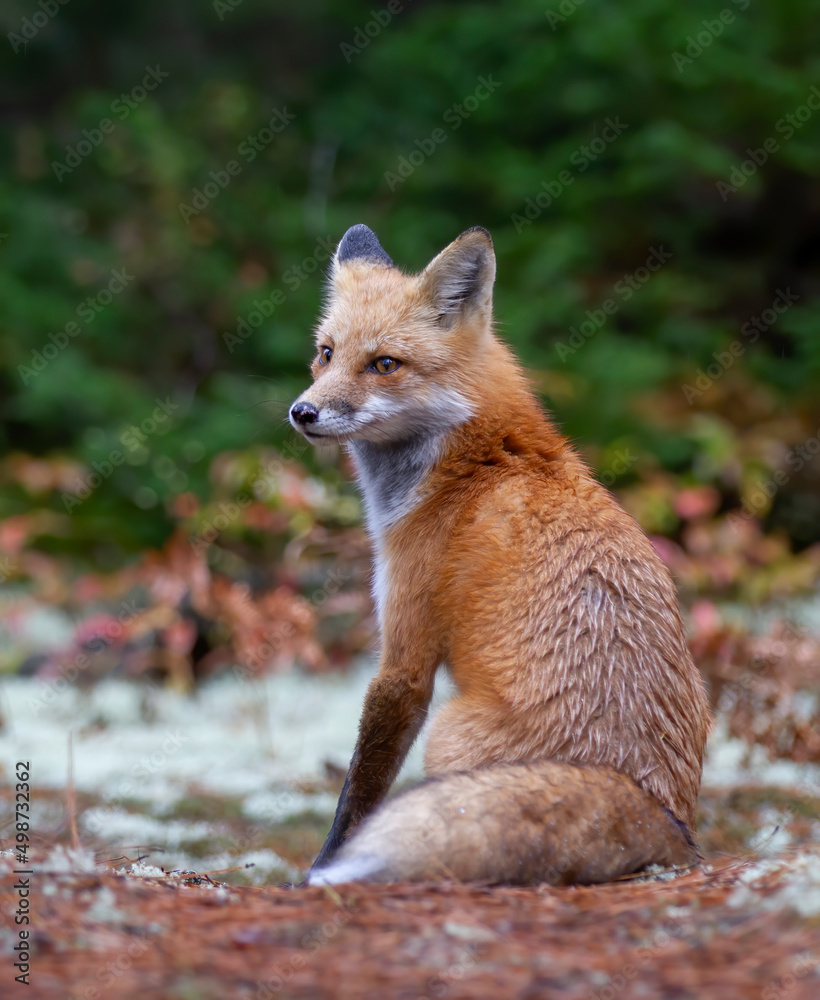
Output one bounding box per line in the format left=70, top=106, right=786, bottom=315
left=291, top=401, right=319, bottom=426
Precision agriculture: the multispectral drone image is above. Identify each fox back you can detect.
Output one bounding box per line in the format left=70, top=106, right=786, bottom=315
left=290, top=225, right=711, bottom=885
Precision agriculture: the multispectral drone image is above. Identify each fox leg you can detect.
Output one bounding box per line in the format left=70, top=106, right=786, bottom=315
left=311, top=652, right=437, bottom=872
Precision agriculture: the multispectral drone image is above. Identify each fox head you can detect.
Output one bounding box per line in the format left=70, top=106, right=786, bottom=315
left=289, top=225, right=497, bottom=445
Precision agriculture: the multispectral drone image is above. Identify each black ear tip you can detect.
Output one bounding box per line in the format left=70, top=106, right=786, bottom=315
left=344, top=223, right=377, bottom=241
left=336, top=224, right=393, bottom=267
left=458, top=225, right=493, bottom=247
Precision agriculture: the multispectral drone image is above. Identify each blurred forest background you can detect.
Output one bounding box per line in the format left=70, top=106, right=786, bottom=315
left=2, top=0, right=820, bottom=686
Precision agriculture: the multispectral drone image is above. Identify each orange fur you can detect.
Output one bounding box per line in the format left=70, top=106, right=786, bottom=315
left=289, top=225, right=711, bottom=885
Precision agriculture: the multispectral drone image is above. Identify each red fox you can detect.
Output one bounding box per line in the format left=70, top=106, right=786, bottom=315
left=289, top=224, right=710, bottom=885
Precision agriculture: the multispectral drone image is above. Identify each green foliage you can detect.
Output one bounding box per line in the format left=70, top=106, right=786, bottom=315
left=2, top=0, right=820, bottom=561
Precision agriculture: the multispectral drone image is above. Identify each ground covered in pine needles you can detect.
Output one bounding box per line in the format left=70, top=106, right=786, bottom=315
left=2, top=845, right=818, bottom=1000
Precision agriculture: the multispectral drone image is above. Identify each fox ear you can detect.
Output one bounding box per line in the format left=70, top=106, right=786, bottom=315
left=333, top=224, right=393, bottom=273
left=419, top=227, right=496, bottom=327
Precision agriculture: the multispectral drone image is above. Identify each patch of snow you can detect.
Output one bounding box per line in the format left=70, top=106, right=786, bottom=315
left=0, top=661, right=432, bottom=802
left=0, top=663, right=456, bottom=877
left=791, top=689, right=819, bottom=724
left=85, top=886, right=126, bottom=925
left=242, top=789, right=339, bottom=823
left=728, top=848, right=820, bottom=916
left=225, top=848, right=297, bottom=878
left=703, top=716, right=820, bottom=795
left=0, top=660, right=445, bottom=820
left=715, top=597, right=820, bottom=637
left=747, top=808, right=794, bottom=856
left=42, top=846, right=97, bottom=874
left=11, top=605, right=76, bottom=652
left=7, top=662, right=817, bottom=885
left=125, top=862, right=166, bottom=877
left=115, top=849, right=296, bottom=886
left=190, top=846, right=294, bottom=877
left=442, top=921, right=497, bottom=942
left=81, top=808, right=213, bottom=849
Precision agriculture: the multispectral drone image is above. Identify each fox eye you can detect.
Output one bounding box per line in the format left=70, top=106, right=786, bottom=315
left=318, top=347, right=333, bottom=365
left=372, top=357, right=401, bottom=374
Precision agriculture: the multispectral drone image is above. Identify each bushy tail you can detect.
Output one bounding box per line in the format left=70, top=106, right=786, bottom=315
left=307, top=760, right=698, bottom=886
